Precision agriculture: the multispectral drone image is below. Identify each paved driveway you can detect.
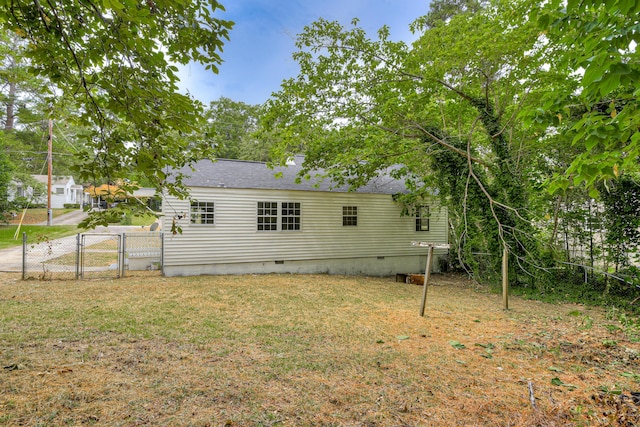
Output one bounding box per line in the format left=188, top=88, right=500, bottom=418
left=0, top=227, right=149, bottom=273
left=0, top=246, right=23, bottom=272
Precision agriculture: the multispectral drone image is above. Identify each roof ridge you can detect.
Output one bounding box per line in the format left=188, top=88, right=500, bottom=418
left=213, top=158, right=267, bottom=165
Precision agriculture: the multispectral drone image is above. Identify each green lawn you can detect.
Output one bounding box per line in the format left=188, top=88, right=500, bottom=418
left=117, top=213, right=158, bottom=226
left=0, top=225, right=80, bottom=250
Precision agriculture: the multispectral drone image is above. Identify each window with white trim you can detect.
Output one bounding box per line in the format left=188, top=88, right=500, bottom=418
left=416, top=206, right=430, bottom=232
left=342, top=206, right=358, bottom=226
left=257, top=201, right=278, bottom=231
left=257, top=201, right=301, bottom=231
left=190, top=201, right=215, bottom=225
left=281, top=202, right=301, bottom=231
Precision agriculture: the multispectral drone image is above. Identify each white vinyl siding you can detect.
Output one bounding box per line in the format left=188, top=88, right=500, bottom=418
left=163, top=187, right=448, bottom=269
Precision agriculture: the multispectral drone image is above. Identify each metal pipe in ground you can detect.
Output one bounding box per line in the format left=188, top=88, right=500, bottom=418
left=22, top=232, right=26, bottom=280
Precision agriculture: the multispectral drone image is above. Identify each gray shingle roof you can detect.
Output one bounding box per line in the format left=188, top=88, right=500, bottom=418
left=174, top=157, right=408, bottom=195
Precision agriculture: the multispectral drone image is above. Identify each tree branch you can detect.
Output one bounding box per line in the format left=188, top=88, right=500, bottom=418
left=413, top=122, right=490, bottom=168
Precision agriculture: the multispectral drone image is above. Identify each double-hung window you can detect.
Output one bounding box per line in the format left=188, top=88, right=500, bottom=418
left=416, top=206, right=430, bottom=232
left=342, top=206, right=358, bottom=226
left=257, top=202, right=278, bottom=231
left=257, top=201, right=300, bottom=231
left=281, top=202, right=301, bottom=231
left=191, top=201, right=215, bottom=225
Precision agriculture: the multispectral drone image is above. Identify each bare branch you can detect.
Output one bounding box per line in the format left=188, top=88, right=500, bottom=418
left=412, top=122, right=490, bottom=167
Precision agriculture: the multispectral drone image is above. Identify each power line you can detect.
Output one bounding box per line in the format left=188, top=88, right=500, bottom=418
left=8, top=150, right=78, bottom=156
left=53, top=121, right=81, bottom=153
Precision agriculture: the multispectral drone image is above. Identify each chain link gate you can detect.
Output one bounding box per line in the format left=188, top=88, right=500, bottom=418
left=79, top=233, right=123, bottom=279
left=22, top=231, right=163, bottom=279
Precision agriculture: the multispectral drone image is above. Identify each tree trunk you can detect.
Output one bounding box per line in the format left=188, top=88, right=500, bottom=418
left=4, top=80, right=16, bottom=132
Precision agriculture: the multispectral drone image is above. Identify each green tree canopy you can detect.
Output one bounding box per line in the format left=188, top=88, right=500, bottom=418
left=204, top=97, right=270, bottom=161
left=531, top=0, right=640, bottom=192
left=263, top=0, right=556, bottom=282
left=0, top=0, right=233, bottom=225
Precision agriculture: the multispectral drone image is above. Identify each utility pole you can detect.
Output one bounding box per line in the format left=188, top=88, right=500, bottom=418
left=47, top=118, right=52, bottom=226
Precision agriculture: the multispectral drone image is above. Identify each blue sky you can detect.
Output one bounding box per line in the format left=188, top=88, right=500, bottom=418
left=177, top=0, right=430, bottom=106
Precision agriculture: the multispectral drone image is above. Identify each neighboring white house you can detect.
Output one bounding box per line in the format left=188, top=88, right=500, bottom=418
left=162, top=157, right=449, bottom=277
left=9, top=175, right=83, bottom=208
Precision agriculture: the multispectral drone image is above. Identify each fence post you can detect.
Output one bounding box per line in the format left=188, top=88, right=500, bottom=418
left=75, top=233, right=80, bottom=280
left=22, top=232, right=26, bottom=280
left=419, top=245, right=434, bottom=317
left=121, top=233, right=126, bottom=278
left=160, top=231, right=164, bottom=274
left=502, top=246, right=509, bottom=310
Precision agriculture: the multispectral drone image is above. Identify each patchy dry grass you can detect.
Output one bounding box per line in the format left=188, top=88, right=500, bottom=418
left=0, top=273, right=639, bottom=426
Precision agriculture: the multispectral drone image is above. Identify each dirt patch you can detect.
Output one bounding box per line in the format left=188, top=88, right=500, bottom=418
left=1, top=272, right=639, bottom=426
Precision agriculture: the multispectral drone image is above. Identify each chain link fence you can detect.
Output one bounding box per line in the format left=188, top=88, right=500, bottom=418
left=22, top=231, right=163, bottom=280
left=23, top=233, right=80, bottom=280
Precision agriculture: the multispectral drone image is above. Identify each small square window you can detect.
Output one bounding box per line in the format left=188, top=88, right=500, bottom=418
left=191, top=201, right=215, bottom=225
left=416, top=206, right=429, bottom=232
left=343, top=206, right=358, bottom=226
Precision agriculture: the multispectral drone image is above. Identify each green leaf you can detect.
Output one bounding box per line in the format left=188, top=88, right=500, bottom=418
left=618, top=0, right=635, bottom=14
left=397, top=335, right=410, bottom=341
left=620, top=372, right=640, bottom=381
left=610, top=62, right=632, bottom=75
left=598, top=73, right=621, bottom=97
left=582, top=63, right=604, bottom=87
left=474, top=343, right=495, bottom=349
left=597, top=385, right=623, bottom=395
left=450, top=340, right=466, bottom=349
left=103, top=0, right=124, bottom=10
left=552, top=377, right=578, bottom=390
left=584, top=135, right=600, bottom=151
left=567, top=0, right=580, bottom=12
